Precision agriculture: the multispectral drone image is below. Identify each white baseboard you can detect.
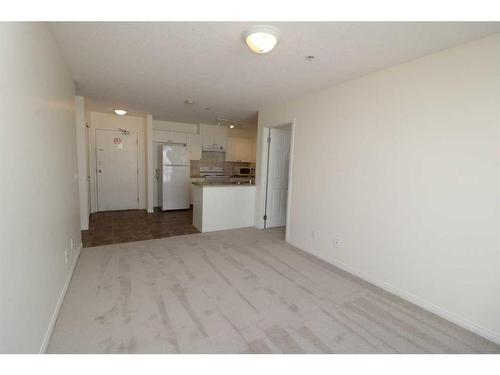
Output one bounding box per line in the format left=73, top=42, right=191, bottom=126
left=291, top=241, right=500, bottom=346
left=39, top=243, right=82, bottom=353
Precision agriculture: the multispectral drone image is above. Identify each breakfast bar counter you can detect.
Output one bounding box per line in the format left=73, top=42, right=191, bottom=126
left=191, top=183, right=256, bottom=232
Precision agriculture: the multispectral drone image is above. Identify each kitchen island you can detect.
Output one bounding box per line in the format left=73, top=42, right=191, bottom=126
left=191, top=182, right=256, bottom=232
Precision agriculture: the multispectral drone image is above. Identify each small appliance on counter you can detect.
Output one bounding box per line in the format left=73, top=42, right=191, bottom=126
left=233, top=166, right=255, bottom=177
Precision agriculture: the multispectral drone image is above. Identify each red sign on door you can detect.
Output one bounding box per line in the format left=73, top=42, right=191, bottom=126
left=112, top=137, right=123, bottom=149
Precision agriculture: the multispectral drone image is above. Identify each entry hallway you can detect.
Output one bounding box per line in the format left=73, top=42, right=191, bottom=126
left=48, top=228, right=500, bottom=353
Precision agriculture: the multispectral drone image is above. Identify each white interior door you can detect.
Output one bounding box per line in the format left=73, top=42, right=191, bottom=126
left=265, top=127, right=291, bottom=228
left=96, top=129, right=139, bottom=211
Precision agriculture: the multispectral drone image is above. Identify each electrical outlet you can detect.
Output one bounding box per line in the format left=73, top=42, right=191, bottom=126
left=64, top=249, right=69, bottom=264
left=334, top=238, right=343, bottom=249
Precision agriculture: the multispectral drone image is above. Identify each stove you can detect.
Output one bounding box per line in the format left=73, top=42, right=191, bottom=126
left=199, top=166, right=224, bottom=177
left=199, top=166, right=230, bottom=182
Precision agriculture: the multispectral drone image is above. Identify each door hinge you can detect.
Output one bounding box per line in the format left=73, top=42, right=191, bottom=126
left=267, top=137, right=271, bottom=144
left=263, top=214, right=267, bottom=221
left=137, top=197, right=139, bottom=203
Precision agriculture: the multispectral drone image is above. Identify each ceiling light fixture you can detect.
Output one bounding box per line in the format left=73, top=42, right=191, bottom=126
left=114, top=109, right=127, bottom=116
left=185, top=99, right=194, bottom=104
left=217, top=118, right=241, bottom=129
left=243, top=25, right=280, bottom=54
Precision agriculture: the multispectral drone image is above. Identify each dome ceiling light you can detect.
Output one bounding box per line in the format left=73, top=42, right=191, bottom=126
left=243, top=25, right=280, bottom=54
left=114, top=109, right=127, bottom=116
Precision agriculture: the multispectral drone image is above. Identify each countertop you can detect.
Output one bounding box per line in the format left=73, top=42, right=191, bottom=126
left=192, top=182, right=256, bottom=188
left=190, top=175, right=256, bottom=179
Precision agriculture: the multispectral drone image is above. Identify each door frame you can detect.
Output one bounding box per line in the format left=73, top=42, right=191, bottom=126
left=95, top=128, right=140, bottom=212
left=260, top=120, right=295, bottom=241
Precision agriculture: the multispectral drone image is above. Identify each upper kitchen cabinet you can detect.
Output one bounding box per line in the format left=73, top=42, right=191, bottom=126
left=153, top=120, right=198, bottom=134
left=187, top=133, right=202, bottom=160
left=204, top=133, right=227, bottom=149
left=153, top=129, right=187, bottom=144
left=226, top=137, right=256, bottom=162
left=169, top=131, right=187, bottom=144
left=200, top=123, right=227, bottom=149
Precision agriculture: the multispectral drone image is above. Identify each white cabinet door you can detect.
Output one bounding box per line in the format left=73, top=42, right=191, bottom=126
left=240, top=138, right=252, bottom=162
left=200, top=124, right=227, bottom=149
left=213, top=133, right=227, bottom=149
left=187, top=133, right=202, bottom=160
left=153, top=130, right=187, bottom=144
left=201, top=134, right=214, bottom=146
left=170, top=131, right=187, bottom=144
left=226, top=137, right=256, bottom=162
left=226, top=137, right=239, bottom=162
left=153, top=130, right=170, bottom=142
left=202, top=133, right=226, bottom=148
left=249, top=138, right=256, bottom=163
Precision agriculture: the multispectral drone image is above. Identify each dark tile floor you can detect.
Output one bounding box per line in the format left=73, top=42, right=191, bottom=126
left=81, top=208, right=199, bottom=247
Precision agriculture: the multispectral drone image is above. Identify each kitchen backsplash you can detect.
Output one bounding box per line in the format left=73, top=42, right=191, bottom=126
left=190, top=157, right=254, bottom=177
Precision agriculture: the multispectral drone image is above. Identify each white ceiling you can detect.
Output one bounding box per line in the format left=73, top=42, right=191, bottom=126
left=50, top=22, right=500, bottom=125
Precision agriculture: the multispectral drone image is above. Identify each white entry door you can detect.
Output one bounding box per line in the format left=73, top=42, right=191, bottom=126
left=265, top=127, right=291, bottom=228
left=96, top=129, right=139, bottom=211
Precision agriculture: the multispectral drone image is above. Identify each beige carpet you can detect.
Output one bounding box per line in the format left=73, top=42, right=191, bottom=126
left=48, top=227, right=500, bottom=353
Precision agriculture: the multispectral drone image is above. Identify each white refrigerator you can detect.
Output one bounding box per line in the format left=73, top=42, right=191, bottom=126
left=160, top=144, right=190, bottom=210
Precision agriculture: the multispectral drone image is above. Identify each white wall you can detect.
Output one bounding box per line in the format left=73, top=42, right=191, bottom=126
left=146, top=114, right=154, bottom=213
left=0, top=23, right=81, bottom=353
left=88, top=112, right=147, bottom=212
left=75, top=96, right=90, bottom=229
left=257, top=34, right=500, bottom=343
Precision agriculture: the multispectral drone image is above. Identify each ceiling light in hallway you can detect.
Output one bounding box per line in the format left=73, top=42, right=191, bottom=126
left=243, top=25, right=280, bottom=54
left=114, top=109, right=127, bottom=115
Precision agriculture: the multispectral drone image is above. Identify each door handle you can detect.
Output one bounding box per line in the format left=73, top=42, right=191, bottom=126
left=98, top=169, right=103, bottom=173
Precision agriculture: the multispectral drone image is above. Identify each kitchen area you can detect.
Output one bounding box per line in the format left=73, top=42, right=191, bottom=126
left=154, top=121, right=257, bottom=233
